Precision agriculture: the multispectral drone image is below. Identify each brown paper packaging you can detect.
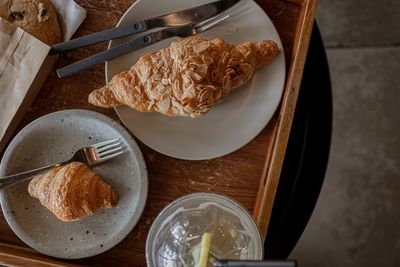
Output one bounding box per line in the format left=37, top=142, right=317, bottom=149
left=0, top=18, right=58, bottom=152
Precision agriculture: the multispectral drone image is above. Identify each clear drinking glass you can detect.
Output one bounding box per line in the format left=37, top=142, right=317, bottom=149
left=146, top=193, right=263, bottom=267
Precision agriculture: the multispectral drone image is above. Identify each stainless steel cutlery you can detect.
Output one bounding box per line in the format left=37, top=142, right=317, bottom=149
left=52, top=0, right=240, bottom=78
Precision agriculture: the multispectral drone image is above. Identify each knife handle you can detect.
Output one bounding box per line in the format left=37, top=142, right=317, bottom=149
left=51, top=21, right=148, bottom=54
left=56, top=32, right=156, bottom=78
left=214, top=260, right=297, bottom=267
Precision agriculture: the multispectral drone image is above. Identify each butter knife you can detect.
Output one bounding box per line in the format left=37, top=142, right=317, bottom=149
left=214, top=260, right=297, bottom=267
left=56, top=14, right=229, bottom=78
left=51, top=0, right=240, bottom=53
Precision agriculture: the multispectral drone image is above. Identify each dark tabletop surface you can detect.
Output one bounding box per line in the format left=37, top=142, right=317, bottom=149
left=265, top=22, right=333, bottom=259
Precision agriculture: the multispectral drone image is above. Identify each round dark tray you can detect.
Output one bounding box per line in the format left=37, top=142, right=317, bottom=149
left=264, top=23, right=333, bottom=259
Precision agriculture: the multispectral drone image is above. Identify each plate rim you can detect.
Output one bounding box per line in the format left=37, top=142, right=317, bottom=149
left=0, top=109, right=148, bottom=259
left=105, top=0, right=286, bottom=160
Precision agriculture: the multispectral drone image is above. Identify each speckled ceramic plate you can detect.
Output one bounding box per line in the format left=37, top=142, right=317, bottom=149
left=106, top=0, right=286, bottom=160
left=0, top=109, right=148, bottom=259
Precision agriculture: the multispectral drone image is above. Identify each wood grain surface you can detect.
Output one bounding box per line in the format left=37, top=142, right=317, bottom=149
left=0, top=0, right=317, bottom=266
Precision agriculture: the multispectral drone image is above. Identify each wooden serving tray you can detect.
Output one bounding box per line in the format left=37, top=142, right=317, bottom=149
left=0, top=0, right=317, bottom=265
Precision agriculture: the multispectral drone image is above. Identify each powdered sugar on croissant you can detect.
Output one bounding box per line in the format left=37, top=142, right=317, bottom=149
left=89, top=36, right=279, bottom=117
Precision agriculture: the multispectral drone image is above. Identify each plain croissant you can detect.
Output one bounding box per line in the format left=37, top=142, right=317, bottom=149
left=89, top=36, right=279, bottom=117
left=28, top=162, right=118, bottom=222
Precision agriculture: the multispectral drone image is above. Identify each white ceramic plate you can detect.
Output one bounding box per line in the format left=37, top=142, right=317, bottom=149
left=106, top=0, right=286, bottom=160
left=0, top=110, right=148, bottom=259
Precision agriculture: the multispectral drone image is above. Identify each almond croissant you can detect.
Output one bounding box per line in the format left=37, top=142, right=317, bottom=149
left=28, top=162, right=118, bottom=221
left=89, top=36, right=279, bottom=117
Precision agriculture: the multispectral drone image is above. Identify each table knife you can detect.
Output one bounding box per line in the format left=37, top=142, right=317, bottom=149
left=214, top=260, right=297, bottom=267
left=51, top=0, right=240, bottom=53
left=56, top=14, right=229, bottom=78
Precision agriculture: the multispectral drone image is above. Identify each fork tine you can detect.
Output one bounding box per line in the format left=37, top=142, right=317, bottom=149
left=99, top=150, right=124, bottom=161
left=98, top=146, right=124, bottom=158
left=195, top=14, right=230, bottom=32
left=91, top=138, right=120, bottom=149
left=96, top=142, right=122, bottom=153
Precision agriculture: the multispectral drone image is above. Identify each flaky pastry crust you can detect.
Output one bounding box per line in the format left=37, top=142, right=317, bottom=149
left=89, top=36, right=279, bottom=117
left=28, top=162, right=118, bottom=221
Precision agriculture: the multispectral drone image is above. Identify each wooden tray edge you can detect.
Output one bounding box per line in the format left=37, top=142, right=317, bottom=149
left=253, top=0, right=318, bottom=240
left=0, top=242, right=82, bottom=267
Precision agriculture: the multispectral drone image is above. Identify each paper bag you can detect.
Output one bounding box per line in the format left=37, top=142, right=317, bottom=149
left=0, top=18, right=56, bottom=151
left=0, top=0, right=86, bottom=153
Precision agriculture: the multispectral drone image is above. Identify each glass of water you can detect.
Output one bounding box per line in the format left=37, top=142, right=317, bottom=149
left=146, top=193, right=263, bottom=267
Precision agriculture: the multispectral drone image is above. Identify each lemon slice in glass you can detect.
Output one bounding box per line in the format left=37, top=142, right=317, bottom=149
left=193, top=232, right=212, bottom=267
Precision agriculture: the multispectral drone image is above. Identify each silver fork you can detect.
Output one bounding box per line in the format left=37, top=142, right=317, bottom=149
left=0, top=138, right=124, bottom=189
left=57, top=13, right=230, bottom=78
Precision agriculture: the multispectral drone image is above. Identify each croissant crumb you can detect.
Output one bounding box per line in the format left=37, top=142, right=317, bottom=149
left=28, top=162, right=118, bottom=222
left=89, top=36, right=279, bottom=117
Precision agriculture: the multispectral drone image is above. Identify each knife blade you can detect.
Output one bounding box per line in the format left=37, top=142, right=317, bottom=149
left=51, top=0, right=240, bottom=53
left=214, top=260, right=297, bottom=267
left=56, top=14, right=230, bottom=78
